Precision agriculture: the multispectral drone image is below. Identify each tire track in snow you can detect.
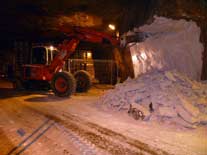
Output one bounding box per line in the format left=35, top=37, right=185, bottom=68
left=26, top=106, right=172, bottom=155
left=55, top=123, right=98, bottom=155
left=64, top=113, right=172, bottom=155
left=19, top=106, right=103, bottom=155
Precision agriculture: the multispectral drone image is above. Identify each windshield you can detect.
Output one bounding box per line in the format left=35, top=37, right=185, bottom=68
left=31, top=47, right=46, bottom=64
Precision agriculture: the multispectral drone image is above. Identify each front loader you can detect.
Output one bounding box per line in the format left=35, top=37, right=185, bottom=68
left=14, top=27, right=118, bottom=97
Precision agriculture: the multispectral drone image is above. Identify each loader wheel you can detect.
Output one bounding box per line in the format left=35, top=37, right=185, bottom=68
left=51, top=72, right=76, bottom=97
left=74, top=70, right=92, bottom=92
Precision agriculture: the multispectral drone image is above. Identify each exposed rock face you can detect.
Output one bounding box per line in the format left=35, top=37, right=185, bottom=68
left=0, top=0, right=206, bottom=79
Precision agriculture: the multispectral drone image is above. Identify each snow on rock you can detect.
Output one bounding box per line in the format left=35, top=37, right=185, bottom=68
left=98, top=70, right=207, bottom=128
left=128, top=16, right=203, bottom=80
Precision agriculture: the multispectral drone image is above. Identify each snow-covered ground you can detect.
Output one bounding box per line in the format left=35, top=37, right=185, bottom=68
left=0, top=79, right=206, bottom=155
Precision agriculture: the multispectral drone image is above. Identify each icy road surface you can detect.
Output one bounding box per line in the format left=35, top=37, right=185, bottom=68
left=0, top=79, right=206, bottom=155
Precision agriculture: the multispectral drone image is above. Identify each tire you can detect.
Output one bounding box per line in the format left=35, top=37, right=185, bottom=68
left=51, top=71, right=76, bottom=97
left=74, top=70, right=92, bottom=92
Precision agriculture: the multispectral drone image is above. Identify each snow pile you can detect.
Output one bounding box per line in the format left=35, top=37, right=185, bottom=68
left=128, top=16, right=203, bottom=80
left=99, top=70, right=207, bottom=128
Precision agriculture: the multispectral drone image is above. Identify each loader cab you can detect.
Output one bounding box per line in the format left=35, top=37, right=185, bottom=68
left=31, top=46, right=58, bottom=65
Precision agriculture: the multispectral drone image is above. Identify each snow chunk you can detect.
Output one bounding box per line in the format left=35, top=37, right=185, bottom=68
left=178, top=95, right=200, bottom=117
left=158, top=107, right=177, bottom=118
left=99, top=70, right=207, bottom=128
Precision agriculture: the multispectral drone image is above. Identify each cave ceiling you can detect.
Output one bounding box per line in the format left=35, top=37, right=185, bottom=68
left=0, top=0, right=207, bottom=40
left=0, top=0, right=146, bottom=39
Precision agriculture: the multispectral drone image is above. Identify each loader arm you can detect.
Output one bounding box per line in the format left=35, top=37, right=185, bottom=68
left=48, top=26, right=119, bottom=74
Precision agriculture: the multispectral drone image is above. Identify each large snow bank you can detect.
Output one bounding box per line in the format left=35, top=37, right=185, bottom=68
left=99, top=70, right=207, bottom=128
left=127, top=16, right=203, bottom=80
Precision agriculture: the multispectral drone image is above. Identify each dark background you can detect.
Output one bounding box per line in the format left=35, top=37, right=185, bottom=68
left=0, top=0, right=207, bottom=79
